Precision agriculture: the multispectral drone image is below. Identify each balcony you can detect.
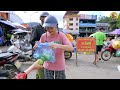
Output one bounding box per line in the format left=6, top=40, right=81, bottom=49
left=79, top=23, right=96, bottom=27
left=79, top=29, right=96, bottom=33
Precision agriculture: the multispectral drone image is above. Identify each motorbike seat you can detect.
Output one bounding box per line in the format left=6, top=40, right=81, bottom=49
left=0, top=52, right=18, bottom=61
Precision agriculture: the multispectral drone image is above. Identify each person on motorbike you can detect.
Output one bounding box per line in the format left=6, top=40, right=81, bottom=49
left=15, top=15, right=74, bottom=79
left=93, top=27, right=106, bottom=64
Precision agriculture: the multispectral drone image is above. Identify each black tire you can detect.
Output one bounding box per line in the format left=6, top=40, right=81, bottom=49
left=101, top=50, right=112, bottom=61
left=64, top=51, right=72, bottom=60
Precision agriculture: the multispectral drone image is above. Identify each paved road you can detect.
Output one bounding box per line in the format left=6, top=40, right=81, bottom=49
left=1, top=46, right=120, bottom=79
left=21, top=53, right=120, bottom=79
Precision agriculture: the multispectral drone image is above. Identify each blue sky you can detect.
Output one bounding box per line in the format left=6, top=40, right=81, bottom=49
left=15, top=11, right=120, bottom=28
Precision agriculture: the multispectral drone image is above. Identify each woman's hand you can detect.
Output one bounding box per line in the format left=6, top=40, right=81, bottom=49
left=49, top=43, right=60, bottom=49
left=33, top=41, right=39, bottom=50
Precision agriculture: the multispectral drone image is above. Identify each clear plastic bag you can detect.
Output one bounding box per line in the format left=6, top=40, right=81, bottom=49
left=33, top=42, right=55, bottom=63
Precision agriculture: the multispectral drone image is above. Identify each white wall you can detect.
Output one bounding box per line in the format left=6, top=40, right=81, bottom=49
left=69, top=17, right=79, bottom=31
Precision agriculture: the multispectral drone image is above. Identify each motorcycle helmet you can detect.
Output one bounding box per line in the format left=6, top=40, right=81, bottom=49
left=40, top=12, right=49, bottom=18
left=43, top=15, right=58, bottom=28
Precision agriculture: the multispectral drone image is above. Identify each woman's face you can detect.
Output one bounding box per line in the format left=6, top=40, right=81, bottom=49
left=46, top=27, right=57, bottom=35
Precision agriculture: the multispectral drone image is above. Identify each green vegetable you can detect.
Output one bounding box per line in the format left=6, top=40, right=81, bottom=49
left=38, top=59, right=44, bottom=65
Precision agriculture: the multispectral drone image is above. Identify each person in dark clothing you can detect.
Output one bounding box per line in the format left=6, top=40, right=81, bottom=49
left=29, top=12, right=49, bottom=47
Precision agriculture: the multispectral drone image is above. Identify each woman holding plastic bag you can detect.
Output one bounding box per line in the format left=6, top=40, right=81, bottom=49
left=15, top=15, right=74, bottom=79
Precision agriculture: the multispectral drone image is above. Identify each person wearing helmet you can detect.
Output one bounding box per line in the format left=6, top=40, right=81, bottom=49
left=15, top=15, right=74, bottom=79
left=35, top=15, right=74, bottom=79
left=29, top=12, right=49, bottom=48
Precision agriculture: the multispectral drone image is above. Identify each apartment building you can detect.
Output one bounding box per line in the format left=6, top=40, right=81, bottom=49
left=96, top=23, right=108, bottom=31
left=63, top=11, right=97, bottom=37
left=79, top=14, right=97, bottom=37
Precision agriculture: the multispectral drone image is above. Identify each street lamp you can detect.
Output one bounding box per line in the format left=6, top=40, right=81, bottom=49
left=24, top=11, right=38, bottom=22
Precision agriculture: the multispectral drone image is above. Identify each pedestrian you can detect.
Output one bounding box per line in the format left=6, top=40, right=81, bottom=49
left=29, top=12, right=49, bottom=48
left=15, top=15, right=74, bottom=79
left=93, top=27, right=106, bottom=64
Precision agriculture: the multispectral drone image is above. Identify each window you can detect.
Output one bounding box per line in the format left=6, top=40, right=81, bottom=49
left=76, top=23, right=78, bottom=26
left=69, top=23, right=73, bottom=26
left=76, top=28, right=78, bottom=30
left=76, top=18, right=78, bottom=21
left=70, top=28, right=73, bottom=30
left=69, top=18, right=73, bottom=21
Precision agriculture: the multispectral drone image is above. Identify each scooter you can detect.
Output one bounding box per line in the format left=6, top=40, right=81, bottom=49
left=7, top=39, right=33, bottom=62
left=101, top=44, right=116, bottom=61
left=0, top=51, right=23, bottom=79
left=8, top=30, right=33, bottom=62
left=64, top=51, right=72, bottom=60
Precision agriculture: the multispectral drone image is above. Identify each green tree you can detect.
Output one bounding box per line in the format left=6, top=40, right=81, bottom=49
left=97, top=16, right=112, bottom=23
left=117, top=14, right=120, bottom=28
left=97, top=15, right=120, bottom=31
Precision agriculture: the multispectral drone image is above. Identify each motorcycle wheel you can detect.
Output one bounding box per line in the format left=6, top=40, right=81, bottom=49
left=3, top=65, right=21, bottom=79
left=101, top=50, right=112, bottom=61
left=64, top=51, right=72, bottom=60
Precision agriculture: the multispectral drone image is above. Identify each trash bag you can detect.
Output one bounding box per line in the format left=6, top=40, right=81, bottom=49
left=33, top=42, right=55, bottom=63
left=116, top=50, right=120, bottom=57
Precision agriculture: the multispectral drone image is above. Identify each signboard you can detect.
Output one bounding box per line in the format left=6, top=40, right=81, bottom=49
left=75, top=37, right=96, bottom=65
left=76, top=38, right=96, bottom=52
left=96, top=23, right=108, bottom=26
left=110, top=12, right=118, bottom=20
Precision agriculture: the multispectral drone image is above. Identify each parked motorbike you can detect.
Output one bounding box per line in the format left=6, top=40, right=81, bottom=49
left=0, top=51, right=23, bottom=79
left=101, top=44, right=116, bottom=61
left=64, top=51, right=72, bottom=60
left=8, top=30, right=33, bottom=62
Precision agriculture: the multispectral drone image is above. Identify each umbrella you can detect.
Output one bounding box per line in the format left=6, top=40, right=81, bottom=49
left=12, top=29, right=31, bottom=34
left=12, top=23, right=26, bottom=28
left=0, top=20, right=16, bottom=29
left=110, top=29, right=120, bottom=34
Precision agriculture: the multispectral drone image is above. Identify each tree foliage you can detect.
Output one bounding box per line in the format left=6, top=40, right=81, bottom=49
left=97, top=15, right=120, bottom=31
left=97, top=16, right=112, bottom=23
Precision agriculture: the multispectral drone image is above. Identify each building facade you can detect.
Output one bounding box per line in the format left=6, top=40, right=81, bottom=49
left=63, top=11, right=97, bottom=37
left=63, top=14, right=80, bottom=31
left=96, top=23, right=108, bottom=31
left=79, top=14, right=97, bottom=37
